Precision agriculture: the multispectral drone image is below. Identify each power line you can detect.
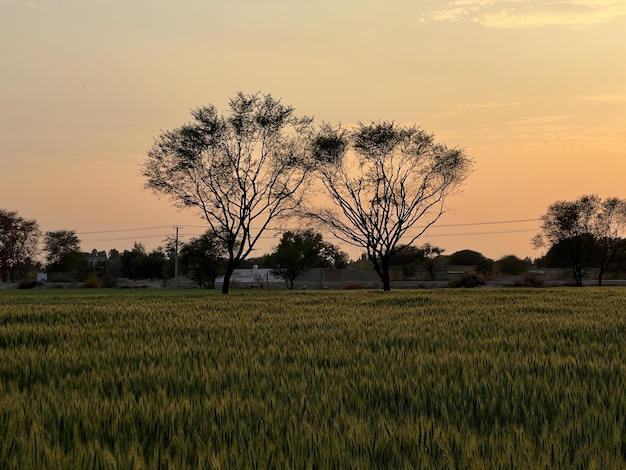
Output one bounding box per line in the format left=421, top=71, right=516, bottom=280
left=180, top=227, right=538, bottom=240
left=80, top=234, right=172, bottom=243
left=183, top=218, right=540, bottom=232
left=173, top=225, right=182, bottom=289
left=77, top=225, right=172, bottom=235
left=434, top=218, right=539, bottom=228
left=68, top=217, right=542, bottom=237
left=424, top=228, right=538, bottom=238
left=75, top=217, right=541, bottom=245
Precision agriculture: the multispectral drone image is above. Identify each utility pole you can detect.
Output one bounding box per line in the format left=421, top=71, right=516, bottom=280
left=174, top=225, right=182, bottom=289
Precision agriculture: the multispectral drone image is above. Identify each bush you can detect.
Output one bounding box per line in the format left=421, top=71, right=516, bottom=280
left=447, top=273, right=484, bottom=288
left=17, top=280, right=43, bottom=289
left=100, top=275, right=117, bottom=288
left=448, top=249, right=485, bottom=265
left=514, top=273, right=544, bottom=287
left=496, top=255, right=531, bottom=275
left=475, top=257, right=494, bottom=275
left=82, top=273, right=100, bottom=288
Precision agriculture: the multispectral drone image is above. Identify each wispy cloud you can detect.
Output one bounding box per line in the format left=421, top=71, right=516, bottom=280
left=503, top=115, right=577, bottom=138
left=432, top=110, right=626, bottom=155
left=457, top=101, right=522, bottom=111
left=581, top=93, right=626, bottom=103
left=430, top=100, right=521, bottom=120
left=485, top=114, right=625, bottom=152
left=422, top=0, right=626, bottom=29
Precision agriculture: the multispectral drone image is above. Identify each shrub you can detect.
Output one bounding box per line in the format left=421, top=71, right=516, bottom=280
left=17, top=280, right=43, bottom=289
left=514, top=272, right=544, bottom=287
left=475, top=257, right=494, bottom=275
left=447, top=272, right=484, bottom=288
left=448, top=249, right=485, bottom=265
left=100, top=275, right=117, bottom=288
left=496, top=255, right=531, bottom=275
left=82, top=273, right=100, bottom=288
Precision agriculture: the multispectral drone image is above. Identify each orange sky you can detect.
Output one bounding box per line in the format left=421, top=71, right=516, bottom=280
left=1, top=0, right=625, bottom=261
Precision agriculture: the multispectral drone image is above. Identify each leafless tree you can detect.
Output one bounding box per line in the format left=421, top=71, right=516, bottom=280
left=306, top=122, right=472, bottom=291
left=143, top=92, right=314, bottom=293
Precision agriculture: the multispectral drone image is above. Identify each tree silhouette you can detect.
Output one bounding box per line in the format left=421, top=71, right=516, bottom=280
left=143, top=92, right=314, bottom=293
left=269, top=229, right=339, bottom=289
left=180, top=231, right=226, bottom=289
left=593, top=197, right=626, bottom=286
left=420, top=243, right=446, bottom=280
left=0, top=209, right=40, bottom=283
left=43, top=230, right=81, bottom=272
left=307, top=122, right=472, bottom=291
left=533, top=195, right=599, bottom=286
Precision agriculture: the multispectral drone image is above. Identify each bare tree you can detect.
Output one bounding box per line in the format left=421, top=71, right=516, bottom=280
left=143, top=92, right=314, bottom=293
left=306, top=122, right=472, bottom=291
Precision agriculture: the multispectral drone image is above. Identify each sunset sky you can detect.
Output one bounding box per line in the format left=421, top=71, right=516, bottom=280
left=1, top=0, right=625, bottom=261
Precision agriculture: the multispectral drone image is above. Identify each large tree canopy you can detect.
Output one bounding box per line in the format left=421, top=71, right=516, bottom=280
left=533, top=195, right=598, bottom=286
left=44, top=230, right=81, bottom=271
left=306, top=121, right=472, bottom=291
left=269, top=229, right=344, bottom=289
left=180, top=231, right=226, bottom=289
left=448, top=249, right=485, bottom=266
left=143, top=92, right=314, bottom=293
left=0, top=209, right=40, bottom=283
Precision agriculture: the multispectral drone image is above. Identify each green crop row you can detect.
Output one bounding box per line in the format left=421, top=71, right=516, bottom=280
left=1, top=288, right=626, bottom=468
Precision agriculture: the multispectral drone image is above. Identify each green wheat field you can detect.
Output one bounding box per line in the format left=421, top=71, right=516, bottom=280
left=1, top=288, right=626, bottom=469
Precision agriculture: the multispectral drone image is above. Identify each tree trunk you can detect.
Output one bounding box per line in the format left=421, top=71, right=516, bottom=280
left=426, top=264, right=436, bottom=281
left=0, top=263, right=7, bottom=283
left=221, top=261, right=236, bottom=294
left=371, top=255, right=392, bottom=291
left=572, top=265, right=584, bottom=287
left=381, top=257, right=391, bottom=291
left=598, top=269, right=604, bottom=286
left=381, top=271, right=391, bottom=291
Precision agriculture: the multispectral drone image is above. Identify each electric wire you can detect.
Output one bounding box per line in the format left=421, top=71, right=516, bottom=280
left=75, top=218, right=541, bottom=245
left=76, top=225, right=172, bottom=235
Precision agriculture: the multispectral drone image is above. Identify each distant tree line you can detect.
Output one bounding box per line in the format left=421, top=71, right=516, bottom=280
left=0, top=214, right=350, bottom=288
left=3, top=201, right=626, bottom=288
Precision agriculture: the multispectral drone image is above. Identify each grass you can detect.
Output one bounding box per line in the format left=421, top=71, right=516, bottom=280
left=1, top=288, right=626, bottom=468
